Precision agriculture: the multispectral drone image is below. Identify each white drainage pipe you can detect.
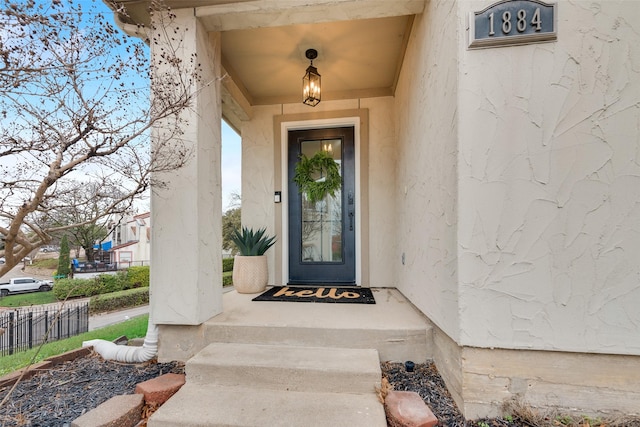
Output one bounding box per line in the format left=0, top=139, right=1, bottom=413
left=82, top=320, right=158, bottom=363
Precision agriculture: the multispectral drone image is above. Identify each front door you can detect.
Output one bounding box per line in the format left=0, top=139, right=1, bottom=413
left=288, top=127, right=355, bottom=285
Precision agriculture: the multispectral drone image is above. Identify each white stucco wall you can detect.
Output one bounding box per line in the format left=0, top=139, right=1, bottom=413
left=393, top=1, right=461, bottom=341
left=457, top=1, right=640, bottom=354
left=151, top=11, right=223, bottom=325
left=361, top=96, right=397, bottom=287
left=240, top=105, right=280, bottom=285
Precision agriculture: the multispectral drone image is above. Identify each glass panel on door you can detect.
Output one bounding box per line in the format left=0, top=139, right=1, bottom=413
left=300, top=139, right=343, bottom=263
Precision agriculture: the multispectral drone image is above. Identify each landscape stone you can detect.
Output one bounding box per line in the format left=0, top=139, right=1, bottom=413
left=71, top=394, right=143, bottom=427
left=135, top=372, right=185, bottom=406
left=385, top=390, right=438, bottom=427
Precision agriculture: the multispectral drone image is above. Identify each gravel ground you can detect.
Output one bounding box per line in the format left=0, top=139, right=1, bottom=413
left=0, top=354, right=183, bottom=427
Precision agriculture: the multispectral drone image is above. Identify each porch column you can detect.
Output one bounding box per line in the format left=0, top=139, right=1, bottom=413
left=150, top=10, right=223, bottom=325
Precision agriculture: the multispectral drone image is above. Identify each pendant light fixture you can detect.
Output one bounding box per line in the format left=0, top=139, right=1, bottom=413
left=302, top=48, right=321, bottom=106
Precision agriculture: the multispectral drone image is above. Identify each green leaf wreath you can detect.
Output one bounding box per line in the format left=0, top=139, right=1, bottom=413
left=293, top=151, right=341, bottom=204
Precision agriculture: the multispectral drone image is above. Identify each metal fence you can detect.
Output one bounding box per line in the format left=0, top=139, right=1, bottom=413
left=71, top=260, right=150, bottom=274
left=0, top=302, right=89, bottom=356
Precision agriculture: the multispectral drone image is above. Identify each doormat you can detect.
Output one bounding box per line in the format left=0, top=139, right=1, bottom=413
left=252, top=286, right=375, bottom=304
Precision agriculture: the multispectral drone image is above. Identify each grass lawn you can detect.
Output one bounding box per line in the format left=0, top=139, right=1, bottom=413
left=0, top=314, right=149, bottom=376
left=31, top=258, right=59, bottom=269
left=0, top=291, right=58, bottom=307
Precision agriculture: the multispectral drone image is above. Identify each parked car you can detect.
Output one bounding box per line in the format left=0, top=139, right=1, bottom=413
left=0, top=277, right=54, bottom=297
left=0, top=256, right=32, bottom=264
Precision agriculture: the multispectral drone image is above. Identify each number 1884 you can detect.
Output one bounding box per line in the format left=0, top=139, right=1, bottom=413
left=488, top=7, right=542, bottom=36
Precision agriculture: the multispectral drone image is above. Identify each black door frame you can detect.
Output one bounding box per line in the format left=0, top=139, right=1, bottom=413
left=287, top=126, right=356, bottom=285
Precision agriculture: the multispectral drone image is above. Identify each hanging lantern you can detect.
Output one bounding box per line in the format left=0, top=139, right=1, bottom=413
left=302, top=49, right=321, bottom=107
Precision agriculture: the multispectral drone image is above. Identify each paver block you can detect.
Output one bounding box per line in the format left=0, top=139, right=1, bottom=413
left=135, top=373, right=185, bottom=406
left=71, top=394, right=144, bottom=427
left=385, top=390, right=438, bottom=427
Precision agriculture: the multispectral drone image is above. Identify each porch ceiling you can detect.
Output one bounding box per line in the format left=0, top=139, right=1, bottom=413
left=111, top=0, right=425, bottom=125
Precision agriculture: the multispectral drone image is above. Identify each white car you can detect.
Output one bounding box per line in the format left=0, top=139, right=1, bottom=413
left=0, top=277, right=53, bottom=297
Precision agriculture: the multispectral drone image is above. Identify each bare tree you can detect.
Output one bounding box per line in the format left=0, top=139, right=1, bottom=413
left=0, top=0, right=201, bottom=275
left=40, top=181, right=126, bottom=262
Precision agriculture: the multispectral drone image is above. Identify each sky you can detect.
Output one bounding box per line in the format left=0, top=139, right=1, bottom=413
left=221, top=122, right=242, bottom=211
left=99, top=0, right=243, bottom=213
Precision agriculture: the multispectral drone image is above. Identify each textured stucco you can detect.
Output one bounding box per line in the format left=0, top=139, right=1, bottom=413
left=150, top=11, right=223, bottom=325
left=393, top=0, right=461, bottom=342
left=240, top=105, right=280, bottom=285
left=360, top=97, right=397, bottom=287
left=458, top=1, right=640, bottom=354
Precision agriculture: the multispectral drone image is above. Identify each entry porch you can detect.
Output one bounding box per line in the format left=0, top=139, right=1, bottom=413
left=157, top=287, right=432, bottom=364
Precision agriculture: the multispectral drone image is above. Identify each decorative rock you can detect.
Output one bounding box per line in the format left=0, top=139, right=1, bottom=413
left=71, top=394, right=144, bottom=427
left=385, top=390, right=438, bottom=427
left=135, top=372, right=185, bottom=406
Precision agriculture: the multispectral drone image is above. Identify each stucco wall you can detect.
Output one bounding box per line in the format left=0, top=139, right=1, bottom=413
left=457, top=1, right=640, bottom=354
left=393, top=1, right=461, bottom=341
left=151, top=12, right=223, bottom=325
left=360, top=97, right=397, bottom=287
left=240, top=105, right=280, bottom=285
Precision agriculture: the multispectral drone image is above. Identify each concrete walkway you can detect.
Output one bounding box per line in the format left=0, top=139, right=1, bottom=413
left=89, top=305, right=149, bottom=331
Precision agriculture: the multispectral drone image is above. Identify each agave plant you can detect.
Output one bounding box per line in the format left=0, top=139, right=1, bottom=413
left=231, top=227, right=276, bottom=256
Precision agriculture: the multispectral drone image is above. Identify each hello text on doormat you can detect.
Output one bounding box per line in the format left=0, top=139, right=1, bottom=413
left=252, top=286, right=376, bottom=304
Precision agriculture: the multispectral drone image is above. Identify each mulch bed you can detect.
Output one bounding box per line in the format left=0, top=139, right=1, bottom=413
left=2, top=356, right=637, bottom=427
left=382, top=361, right=467, bottom=426
left=0, top=354, right=183, bottom=427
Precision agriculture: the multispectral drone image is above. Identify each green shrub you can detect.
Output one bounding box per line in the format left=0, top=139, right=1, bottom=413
left=126, top=266, right=149, bottom=288
left=53, top=273, right=128, bottom=299
left=89, top=287, right=149, bottom=314
left=98, top=273, right=126, bottom=293
left=53, top=277, right=101, bottom=299
left=222, top=258, right=234, bottom=272
left=222, top=273, right=233, bottom=287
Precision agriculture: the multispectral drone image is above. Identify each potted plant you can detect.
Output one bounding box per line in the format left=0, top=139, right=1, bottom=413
left=231, top=227, right=276, bottom=294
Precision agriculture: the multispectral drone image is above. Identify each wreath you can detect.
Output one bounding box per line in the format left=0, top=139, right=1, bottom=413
left=293, top=151, right=341, bottom=204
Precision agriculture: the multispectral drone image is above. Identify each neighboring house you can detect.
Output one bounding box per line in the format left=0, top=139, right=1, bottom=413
left=108, top=0, right=640, bottom=418
left=103, top=212, right=151, bottom=267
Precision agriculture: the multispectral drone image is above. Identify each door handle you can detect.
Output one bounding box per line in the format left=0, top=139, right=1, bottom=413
left=349, top=210, right=354, bottom=231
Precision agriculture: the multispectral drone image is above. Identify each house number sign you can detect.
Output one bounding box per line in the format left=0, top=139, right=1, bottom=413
left=468, top=0, right=557, bottom=49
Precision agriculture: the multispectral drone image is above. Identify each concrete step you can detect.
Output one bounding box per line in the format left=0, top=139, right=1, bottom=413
left=201, top=322, right=430, bottom=363
left=186, top=343, right=381, bottom=394
left=147, top=384, right=387, bottom=427
left=148, top=342, right=387, bottom=426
